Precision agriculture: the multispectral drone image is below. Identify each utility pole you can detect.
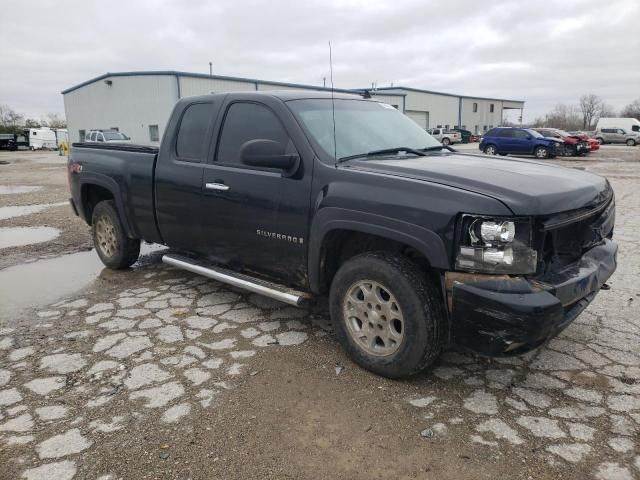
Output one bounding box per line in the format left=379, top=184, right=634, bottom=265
left=323, top=77, right=326, bottom=88
left=209, top=62, right=213, bottom=77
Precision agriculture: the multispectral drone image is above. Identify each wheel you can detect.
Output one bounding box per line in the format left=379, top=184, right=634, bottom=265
left=442, top=137, right=451, bottom=145
left=91, top=200, right=140, bottom=269
left=596, top=137, right=605, bottom=145
left=626, top=139, right=636, bottom=146
left=534, top=146, right=550, bottom=159
left=498, top=153, right=507, bottom=156
left=484, top=144, right=497, bottom=155
left=566, top=145, right=577, bottom=156
left=329, top=252, right=446, bottom=378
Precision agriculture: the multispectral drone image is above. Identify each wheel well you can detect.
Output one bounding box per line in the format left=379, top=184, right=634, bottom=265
left=318, top=230, right=433, bottom=294
left=81, top=184, right=114, bottom=224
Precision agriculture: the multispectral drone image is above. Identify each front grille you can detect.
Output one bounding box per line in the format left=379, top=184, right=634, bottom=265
left=538, top=197, right=615, bottom=272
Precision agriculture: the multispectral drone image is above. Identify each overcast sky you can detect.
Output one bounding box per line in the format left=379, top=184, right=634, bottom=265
left=1, top=0, right=638, bottom=122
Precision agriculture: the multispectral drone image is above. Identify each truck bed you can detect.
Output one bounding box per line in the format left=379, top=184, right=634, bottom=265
left=69, top=142, right=162, bottom=243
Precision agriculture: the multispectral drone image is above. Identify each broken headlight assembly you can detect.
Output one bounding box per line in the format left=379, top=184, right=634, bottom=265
left=455, top=215, right=538, bottom=274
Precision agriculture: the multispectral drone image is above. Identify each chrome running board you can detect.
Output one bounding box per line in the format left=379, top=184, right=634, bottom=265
left=162, top=253, right=311, bottom=307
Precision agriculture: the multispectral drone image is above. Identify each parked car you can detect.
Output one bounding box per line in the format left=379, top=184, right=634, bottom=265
left=596, top=117, right=640, bottom=134
left=85, top=129, right=131, bottom=143
left=68, top=91, right=617, bottom=378
left=568, top=131, right=600, bottom=152
left=426, top=128, right=461, bottom=145
left=0, top=133, right=18, bottom=151
left=594, top=128, right=640, bottom=146
left=480, top=127, right=563, bottom=158
left=452, top=128, right=472, bottom=144
left=532, top=128, right=590, bottom=156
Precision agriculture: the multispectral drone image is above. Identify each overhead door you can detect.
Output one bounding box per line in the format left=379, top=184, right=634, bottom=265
left=405, top=110, right=429, bottom=129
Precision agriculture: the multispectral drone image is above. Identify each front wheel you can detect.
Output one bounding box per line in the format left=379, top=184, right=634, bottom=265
left=534, top=146, right=550, bottom=159
left=484, top=144, right=497, bottom=155
left=626, top=139, right=636, bottom=146
left=596, top=137, right=605, bottom=145
left=92, top=200, right=140, bottom=269
left=329, top=252, right=446, bottom=378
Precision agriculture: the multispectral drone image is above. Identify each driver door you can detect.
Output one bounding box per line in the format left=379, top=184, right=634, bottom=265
left=199, top=98, right=311, bottom=285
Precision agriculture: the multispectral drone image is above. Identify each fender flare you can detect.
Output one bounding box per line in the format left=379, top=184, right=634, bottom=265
left=307, top=207, right=450, bottom=293
left=79, top=174, right=136, bottom=238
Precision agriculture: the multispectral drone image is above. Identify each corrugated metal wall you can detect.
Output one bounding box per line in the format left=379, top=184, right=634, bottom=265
left=63, top=73, right=523, bottom=145
left=64, top=75, right=177, bottom=144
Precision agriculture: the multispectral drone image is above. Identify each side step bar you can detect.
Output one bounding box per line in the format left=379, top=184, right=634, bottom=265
left=162, top=253, right=312, bottom=307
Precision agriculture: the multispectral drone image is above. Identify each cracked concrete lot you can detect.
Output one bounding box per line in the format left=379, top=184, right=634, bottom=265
left=0, top=148, right=639, bottom=479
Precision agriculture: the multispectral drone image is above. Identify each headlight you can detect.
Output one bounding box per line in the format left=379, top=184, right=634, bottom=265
left=455, top=215, right=537, bottom=274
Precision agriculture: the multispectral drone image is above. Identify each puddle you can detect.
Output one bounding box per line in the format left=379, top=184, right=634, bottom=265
left=0, top=185, right=42, bottom=194
left=0, top=226, right=60, bottom=249
left=0, top=202, right=68, bottom=220
left=0, top=243, right=167, bottom=319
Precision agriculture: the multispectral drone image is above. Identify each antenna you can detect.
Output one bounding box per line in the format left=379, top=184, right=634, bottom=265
left=329, top=41, right=337, bottom=166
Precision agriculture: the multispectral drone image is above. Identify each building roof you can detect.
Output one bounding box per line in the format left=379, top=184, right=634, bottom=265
left=60, top=70, right=405, bottom=97
left=61, top=71, right=523, bottom=105
left=372, top=86, right=524, bottom=104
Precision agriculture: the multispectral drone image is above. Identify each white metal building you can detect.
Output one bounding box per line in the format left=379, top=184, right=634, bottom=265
left=62, top=71, right=524, bottom=144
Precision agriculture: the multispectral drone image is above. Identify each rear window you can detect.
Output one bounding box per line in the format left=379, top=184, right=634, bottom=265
left=176, top=103, right=214, bottom=161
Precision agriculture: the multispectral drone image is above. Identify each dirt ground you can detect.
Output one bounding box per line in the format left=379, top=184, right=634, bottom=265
left=0, top=148, right=639, bottom=480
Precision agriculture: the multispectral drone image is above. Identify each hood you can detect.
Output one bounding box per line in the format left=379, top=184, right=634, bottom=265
left=344, top=153, right=609, bottom=215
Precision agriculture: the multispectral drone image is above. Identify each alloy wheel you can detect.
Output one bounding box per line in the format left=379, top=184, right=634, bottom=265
left=343, top=280, right=404, bottom=357
left=95, top=216, right=118, bottom=258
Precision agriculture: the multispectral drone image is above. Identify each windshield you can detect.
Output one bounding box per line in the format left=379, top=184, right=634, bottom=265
left=555, top=129, right=571, bottom=137
left=103, top=132, right=127, bottom=141
left=527, top=129, right=544, bottom=138
left=287, top=99, right=441, bottom=160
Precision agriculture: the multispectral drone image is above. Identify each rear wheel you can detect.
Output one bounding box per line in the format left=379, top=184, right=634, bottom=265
left=626, top=139, right=636, bottom=146
left=92, top=200, right=140, bottom=269
left=484, top=144, right=497, bottom=155
left=442, top=137, right=451, bottom=146
left=596, top=137, right=605, bottom=145
left=329, top=252, right=446, bottom=378
left=534, top=146, right=550, bottom=159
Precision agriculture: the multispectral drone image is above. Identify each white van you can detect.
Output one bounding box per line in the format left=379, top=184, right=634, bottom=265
left=28, top=128, right=57, bottom=150
left=596, top=117, right=640, bottom=134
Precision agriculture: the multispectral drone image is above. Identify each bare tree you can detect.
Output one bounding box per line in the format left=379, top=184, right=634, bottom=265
left=24, top=118, right=42, bottom=128
left=621, top=99, right=640, bottom=120
left=43, top=113, right=66, bottom=129
left=579, top=94, right=602, bottom=129
left=0, top=104, right=24, bottom=129
left=598, top=102, right=617, bottom=119
left=537, top=103, right=583, bottom=130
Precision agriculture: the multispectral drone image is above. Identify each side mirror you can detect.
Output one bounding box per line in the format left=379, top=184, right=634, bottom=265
left=240, top=139, right=298, bottom=170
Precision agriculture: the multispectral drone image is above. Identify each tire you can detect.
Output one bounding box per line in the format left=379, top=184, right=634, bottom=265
left=484, top=144, right=497, bottom=155
left=91, top=200, right=140, bottom=269
left=534, top=146, right=550, bottom=159
left=329, top=252, right=446, bottom=378
left=596, top=137, right=605, bottom=145
left=626, top=139, right=636, bottom=146
left=498, top=153, right=507, bottom=156
left=442, top=137, right=451, bottom=145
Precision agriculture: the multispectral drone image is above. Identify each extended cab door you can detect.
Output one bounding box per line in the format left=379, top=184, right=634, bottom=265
left=155, top=101, right=218, bottom=252
left=199, top=96, right=312, bottom=287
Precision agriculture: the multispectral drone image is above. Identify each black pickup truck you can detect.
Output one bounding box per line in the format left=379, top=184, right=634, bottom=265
left=68, top=91, right=617, bottom=378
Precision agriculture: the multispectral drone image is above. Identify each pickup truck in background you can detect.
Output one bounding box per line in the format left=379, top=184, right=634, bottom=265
left=68, top=91, right=617, bottom=378
left=426, top=128, right=461, bottom=145
left=594, top=128, right=640, bottom=146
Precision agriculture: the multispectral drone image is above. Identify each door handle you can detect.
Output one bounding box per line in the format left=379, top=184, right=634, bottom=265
left=205, top=182, right=230, bottom=192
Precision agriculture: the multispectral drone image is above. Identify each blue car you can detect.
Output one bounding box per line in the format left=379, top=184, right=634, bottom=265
left=479, top=127, right=563, bottom=159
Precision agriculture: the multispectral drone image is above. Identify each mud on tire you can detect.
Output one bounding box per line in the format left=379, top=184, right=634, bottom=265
left=329, top=251, right=446, bottom=378
left=91, top=200, right=140, bottom=269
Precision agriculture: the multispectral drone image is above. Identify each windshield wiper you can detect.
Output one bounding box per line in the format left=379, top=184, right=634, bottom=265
left=338, top=147, right=426, bottom=163
left=420, top=145, right=457, bottom=152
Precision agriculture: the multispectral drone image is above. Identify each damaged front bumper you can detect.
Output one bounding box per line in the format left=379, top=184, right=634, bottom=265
left=446, top=239, right=617, bottom=356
